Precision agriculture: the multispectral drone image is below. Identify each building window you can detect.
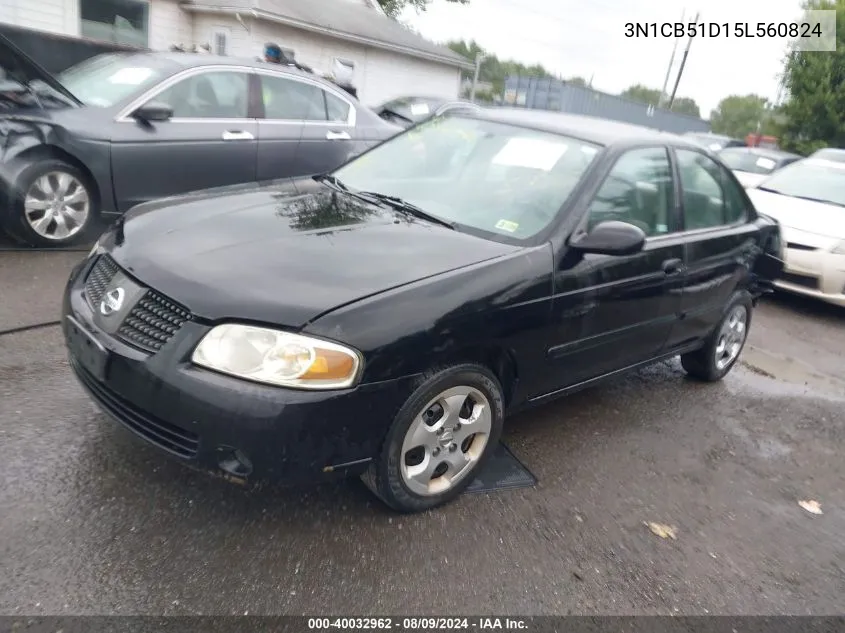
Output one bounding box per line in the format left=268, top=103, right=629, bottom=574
left=80, top=0, right=149, bottom=48
left=213, top=31, right=228, bottom=56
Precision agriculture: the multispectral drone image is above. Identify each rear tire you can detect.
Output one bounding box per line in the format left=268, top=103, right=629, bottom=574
left=681, top=290, right=753, bottom=382
left=3, top=159, right=97, bottom=248
left=362, top=364, right=505, bottom=513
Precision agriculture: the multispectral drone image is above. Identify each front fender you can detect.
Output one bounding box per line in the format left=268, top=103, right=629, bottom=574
left=0, top=117, right=114, bottom=214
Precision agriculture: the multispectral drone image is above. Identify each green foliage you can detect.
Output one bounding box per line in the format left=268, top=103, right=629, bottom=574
left=446, top=39, right=577, bottom=96
left=709, top=94, right=773, bottom=139
left=378, top=0, right=468, bottom=18
left=777, top=0, right=845, bottom=154
left=619, top=83, right=701, bottom=117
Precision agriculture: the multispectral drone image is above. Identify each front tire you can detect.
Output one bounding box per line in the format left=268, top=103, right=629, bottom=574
left=362, top=364, right=505, bottom=513
left=4, top=160, right=97, bottom=248
left=681, top=291, right=753, bottom=382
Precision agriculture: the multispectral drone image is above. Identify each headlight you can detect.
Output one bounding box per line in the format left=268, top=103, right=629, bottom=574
left=192, top=324, right=362, bottom=390
left=832, top=240, right=845, bottom=255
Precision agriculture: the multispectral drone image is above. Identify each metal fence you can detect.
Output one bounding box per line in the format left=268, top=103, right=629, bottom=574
left=503, top=75, right=710, bottom=135
left=0, top=24, right=143, bottom=75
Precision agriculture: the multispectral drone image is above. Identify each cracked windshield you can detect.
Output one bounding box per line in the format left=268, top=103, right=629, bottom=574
left=1, top=0, right=844, bottom=629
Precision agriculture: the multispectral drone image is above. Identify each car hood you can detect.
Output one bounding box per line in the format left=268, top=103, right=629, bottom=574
left=732, top=170, right=768, bottom=188
left=107, top=180, right=519, bottom=327
left=0, top=33, right=82, bottom=106
left=746, top=188, right=845, bottom=243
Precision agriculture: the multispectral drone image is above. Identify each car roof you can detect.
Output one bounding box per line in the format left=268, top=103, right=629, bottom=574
left=719, top=146, right=801, bottom=160
left=100, top=50, right=335, bottom=83
left=468, top=108, right=699, bottom=148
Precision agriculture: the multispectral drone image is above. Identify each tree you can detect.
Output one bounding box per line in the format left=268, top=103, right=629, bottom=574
left=777, top=0, right=845, bottom=154
left=446, top=39, right=556, bottom=96
left=619, top=84, right=700, bottom=117
left=709, top=94, right=772, bottom=139
left=378, top=0, right=468, bottom=18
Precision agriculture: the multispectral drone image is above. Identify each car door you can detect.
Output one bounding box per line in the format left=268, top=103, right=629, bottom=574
left=297, top=86, right=358, bottom=174
left=110, top=68, right=258, bottom=212
left=663, top=147, right=762, bottom=350
left=541, top=146, right=685, bottom=394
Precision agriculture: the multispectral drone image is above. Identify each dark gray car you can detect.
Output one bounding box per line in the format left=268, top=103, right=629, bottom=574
left=0, top=35, right=400, bottom=246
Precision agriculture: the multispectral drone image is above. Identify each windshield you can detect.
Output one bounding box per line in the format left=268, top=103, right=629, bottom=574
left=720, top=150, right=779, bottom=175
left=55, top=54, right=164, bottom=107
left=758, top=159, right=845, bottom=207
left=332, top=116, right=601, bottom=241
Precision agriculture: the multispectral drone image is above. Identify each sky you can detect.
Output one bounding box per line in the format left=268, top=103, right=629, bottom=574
left=401, top=0, right=807, bottom=116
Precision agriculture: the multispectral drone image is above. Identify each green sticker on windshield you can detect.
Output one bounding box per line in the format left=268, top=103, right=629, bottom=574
left=495, top=220, right=519, bottom=233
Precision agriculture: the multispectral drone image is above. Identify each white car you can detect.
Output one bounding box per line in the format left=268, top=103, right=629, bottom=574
left=718, top=147, right=801, bottom=188
left=746, top=158, right=845, bottom=307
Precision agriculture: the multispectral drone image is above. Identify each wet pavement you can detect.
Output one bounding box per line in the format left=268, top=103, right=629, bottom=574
left=1, top=248, right=844, bottom=615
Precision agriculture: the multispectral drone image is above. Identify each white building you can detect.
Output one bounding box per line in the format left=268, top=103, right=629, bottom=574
left=0, top=0, right=473, bottom=105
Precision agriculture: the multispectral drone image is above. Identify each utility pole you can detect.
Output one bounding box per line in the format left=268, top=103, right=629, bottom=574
left=470, top=53, right=486, bottom=102
left=668, top=11, right=699, bottom=109
left=658, top=8, right=685, bottom=108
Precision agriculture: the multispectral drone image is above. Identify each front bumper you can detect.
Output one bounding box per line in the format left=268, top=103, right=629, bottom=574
left=775, top=247, right=845, bottom=308
left=62, top=256, right=419, bottom=484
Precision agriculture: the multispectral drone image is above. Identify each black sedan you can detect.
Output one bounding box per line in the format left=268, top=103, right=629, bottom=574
left=372, top=95, right=481, bottom=128
left=62, top=109, right=784, bottom=513
left=0, top=34, right=399, bottom=247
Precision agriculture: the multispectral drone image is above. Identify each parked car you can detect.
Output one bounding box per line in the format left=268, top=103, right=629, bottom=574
left=718, top=146, right=801, bottom=188
left=371, top=95, right=481, bottom=128
left=808, top=148, right=845, bottom=163
left=683, top=132, right=746, bottom=152
left=0, top=34, right=400, bottom=247
left=63, top=109, right=784, bottom=513
left=746, top=157, right=845, bottom=307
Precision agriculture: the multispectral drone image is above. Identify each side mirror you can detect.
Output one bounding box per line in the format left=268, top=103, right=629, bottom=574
left=569, top=220, right=646, bottom=256
left=132, top=101, right=173, bottom=123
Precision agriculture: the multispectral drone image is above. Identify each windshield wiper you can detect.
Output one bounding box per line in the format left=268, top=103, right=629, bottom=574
left=353, top=191, right=456, bottom=229
left=791, top=194, right=845, bottom=207
left=313, top=173, right=350, bottom=192
left=314, top=175, right=455, bottom=229
left=756, top=186, right=784, bottom=195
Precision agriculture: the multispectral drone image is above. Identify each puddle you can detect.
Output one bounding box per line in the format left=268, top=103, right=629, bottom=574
left=731, top=344, right=845, bottom=403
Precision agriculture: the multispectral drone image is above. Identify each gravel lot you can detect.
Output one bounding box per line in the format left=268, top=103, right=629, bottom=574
left=1, top=246, right=843, bottom=615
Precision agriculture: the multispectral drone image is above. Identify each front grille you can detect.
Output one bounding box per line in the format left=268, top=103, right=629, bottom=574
left=71, top=358, right=199, bottom=458
left=83, top=254, right=192, bottom=354
left=84, top=255, right=120, bottom=308
left=786, top=242, right=818, bottom=252
left=117, top=290, right=191, bottom=353
left=781, top=271, right=819, bottom=289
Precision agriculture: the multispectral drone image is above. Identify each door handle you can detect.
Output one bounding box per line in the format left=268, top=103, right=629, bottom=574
left=661, top=258, right=685, bottom=275
left=222, top=130, right=254, bottom=141
left=326, top=130, right=351, bottom=141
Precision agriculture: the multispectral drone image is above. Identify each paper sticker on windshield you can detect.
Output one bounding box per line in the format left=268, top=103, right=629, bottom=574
left=410, top=103, right=430, bottom=116
left=755, top=157, right=776, bottom=170
left=108, top=67, right=154, bottom=85
left=495, top=220, right=519, bottom=233
left=581, top=146, right=598, bottom=157
left=493, top=138, right=568, bottom=171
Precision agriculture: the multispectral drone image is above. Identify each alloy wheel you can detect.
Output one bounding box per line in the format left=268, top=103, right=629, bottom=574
left=24, top=171, right=90, bottom=241
left=714, top=304, right=748, bottom=371
left=400, top=385, right=492, bottom=496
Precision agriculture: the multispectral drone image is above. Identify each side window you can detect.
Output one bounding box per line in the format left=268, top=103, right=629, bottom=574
left=153, top=71, right=248, bottom=118
left=678, top=150, right=747, bottom=227
left=721, top=166, right=749, bottom=224
left=586, top=147, right=674, bottom=237
left=261, top=75, right=326, bottom=121
left=325, top=90, right=351, bottom=123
